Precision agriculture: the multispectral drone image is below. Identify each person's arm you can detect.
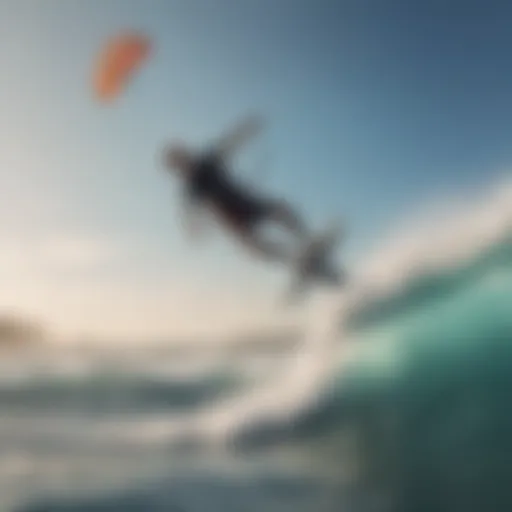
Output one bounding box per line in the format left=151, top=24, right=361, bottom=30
left=214, top=114, right=264, bottom=160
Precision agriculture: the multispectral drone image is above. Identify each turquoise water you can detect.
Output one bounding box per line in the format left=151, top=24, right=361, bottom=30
left=299, top=237, right=512, bottom=512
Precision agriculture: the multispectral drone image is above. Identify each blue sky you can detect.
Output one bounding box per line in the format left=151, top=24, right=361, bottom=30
left=0, top=0, right=511, bottom=339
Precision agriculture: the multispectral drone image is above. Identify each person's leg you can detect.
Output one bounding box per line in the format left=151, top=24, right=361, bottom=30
left=238, top=230, right=290, bottom=264
left=264, top=199, right=310, bottom=241
left=213, top=206, right=290, bottom=264
left=228, top=198, right=311, bottom=263
left=215, top=194, right=310, bottom=263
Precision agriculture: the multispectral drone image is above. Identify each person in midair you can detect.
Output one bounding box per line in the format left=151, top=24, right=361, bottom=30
left=162, top=115, right=312, bottom=266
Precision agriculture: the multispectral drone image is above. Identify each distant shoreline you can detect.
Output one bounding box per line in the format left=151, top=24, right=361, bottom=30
left=0, top=313, right=46, bottom=348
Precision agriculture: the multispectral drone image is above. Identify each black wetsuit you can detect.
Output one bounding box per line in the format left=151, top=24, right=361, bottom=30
left=185, top=151, right=270, bottom=229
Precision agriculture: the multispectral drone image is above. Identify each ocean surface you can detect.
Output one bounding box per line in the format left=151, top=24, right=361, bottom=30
left=1, top=182, right=511, bottom=512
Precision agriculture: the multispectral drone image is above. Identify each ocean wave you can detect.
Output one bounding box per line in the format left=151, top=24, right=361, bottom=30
left=346, top=236, right=511, bottom=331
left=180, top=178, right=512, bottom=452
left=0, top=375, right=235, bottom=414
left=16, top=469, right=335, bottom=512
left=341, top=178, right=512, bottom=330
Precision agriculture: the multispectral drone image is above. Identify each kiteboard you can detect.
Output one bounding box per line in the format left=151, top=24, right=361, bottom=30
left=286, top=220, right=345, bottom=302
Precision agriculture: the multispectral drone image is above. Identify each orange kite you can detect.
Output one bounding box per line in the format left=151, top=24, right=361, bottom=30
left=93, top=31, right=151, bottom=102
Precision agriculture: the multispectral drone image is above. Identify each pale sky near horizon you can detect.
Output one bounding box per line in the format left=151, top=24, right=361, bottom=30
left=0, top=1, right=511, bottom=341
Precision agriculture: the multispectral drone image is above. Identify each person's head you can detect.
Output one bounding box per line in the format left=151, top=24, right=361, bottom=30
left=162, top=142, right=194, bottom=176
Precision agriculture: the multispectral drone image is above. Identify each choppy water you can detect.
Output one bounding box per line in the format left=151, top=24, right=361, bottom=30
left=2, top=182, right=512, bottom=512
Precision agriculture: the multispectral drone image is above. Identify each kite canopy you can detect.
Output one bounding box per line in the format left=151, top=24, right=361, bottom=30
left=93, top=31, right=151, bottom=102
